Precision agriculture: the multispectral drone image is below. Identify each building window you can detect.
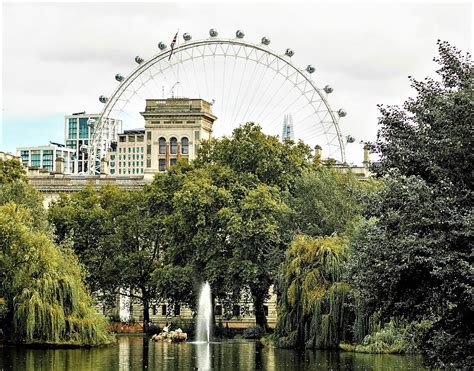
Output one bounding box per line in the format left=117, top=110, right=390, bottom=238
left=181, top=137, right=189, bottom=155
left=68, top=118, right=77, bottom=139
left=147, top=159, right=151, bottom=168
left=120, top=136, right=126, bottom=142
left=110, top=155, right=115, bottom=160
left=128, top=136, right=135, bottom=142
left=170, top=158, right=177, bottom=167
left=79, top=118, right=89, bottom=139
left=159, top=137, right=166, bottom=154
left=161, top=305, right=167, bottom=316
left=152, top=305, right=157, bottom=316
left=147, top=131, right=152, bottom=141
left=170, top=137, right=178, bottom=154
left=147, top=144, right=151, bottom=155
left=232, top=305, right=240, bottom=317
left=174, top=305, right=181, bottom=316
left=110, top=169, right=115, bottom=175
left=159, top=159, right=166, bottom=172
left=214, top=305, right=222, bottom=316
left=264, top=305, right=269, bottom=316
left=31, top=150, right=41, bottom=167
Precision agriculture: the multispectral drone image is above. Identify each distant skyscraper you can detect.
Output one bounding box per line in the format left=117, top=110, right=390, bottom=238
left=282, top=114, right=294, bottom=141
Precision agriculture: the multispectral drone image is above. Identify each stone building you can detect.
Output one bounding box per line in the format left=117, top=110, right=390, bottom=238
left=141, top=98, right=216, bottom=178
left=104, top=98, right=216, bottom=178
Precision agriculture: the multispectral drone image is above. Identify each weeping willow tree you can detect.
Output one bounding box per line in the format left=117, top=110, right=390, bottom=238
left=274, top=234, right=355, bottom=349
left=0, top=202, right=112, bottom=345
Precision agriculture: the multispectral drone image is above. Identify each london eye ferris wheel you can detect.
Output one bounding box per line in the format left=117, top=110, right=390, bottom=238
left=88, top=29, right=348, bottom=175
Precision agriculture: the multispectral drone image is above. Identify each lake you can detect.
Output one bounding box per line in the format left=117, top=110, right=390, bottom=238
left=0, top=335, right=426, bottom=370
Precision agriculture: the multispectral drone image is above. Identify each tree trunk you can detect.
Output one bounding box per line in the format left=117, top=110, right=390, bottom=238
left=142, top=292, right=150, bottom=333
left=253, top=293, right=268, bottom=330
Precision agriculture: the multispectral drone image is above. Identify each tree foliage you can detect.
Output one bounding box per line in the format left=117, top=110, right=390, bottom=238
left=349, top=41, right=473, bottom=368
left=0, top=169, right=111, bottom=345
left=274, top=235, right=353, bottom=349
left=196, top=122, right=313, bottom=192
left=0, top=159, right=27, bottom=184
left=49, top=184, right=162, bottom=331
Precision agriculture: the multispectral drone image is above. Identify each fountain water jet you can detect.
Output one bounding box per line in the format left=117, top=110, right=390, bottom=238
left=196, top=282, right=212, bottom=343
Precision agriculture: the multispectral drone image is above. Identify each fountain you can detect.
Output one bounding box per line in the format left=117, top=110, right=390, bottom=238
left=196, top=282, right=213, bottom=343
left=196, top=282, right=212, bottom=370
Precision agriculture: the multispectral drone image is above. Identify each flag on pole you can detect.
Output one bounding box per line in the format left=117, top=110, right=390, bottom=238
left=168, top=31, right=178, bottom=61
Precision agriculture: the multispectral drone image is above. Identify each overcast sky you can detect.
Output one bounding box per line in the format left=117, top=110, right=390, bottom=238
left=1, top=1, right=472, bottom=164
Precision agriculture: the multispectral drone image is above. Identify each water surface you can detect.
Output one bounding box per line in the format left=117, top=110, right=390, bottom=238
left=0, top=335, right=426, bottom=370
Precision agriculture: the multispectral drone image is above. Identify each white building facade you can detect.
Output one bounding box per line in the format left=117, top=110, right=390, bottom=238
left=17, top=143, right=75, bottom=173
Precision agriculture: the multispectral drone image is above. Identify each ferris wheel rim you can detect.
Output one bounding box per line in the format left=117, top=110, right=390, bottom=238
left=90, top=35, right=346, bottom=175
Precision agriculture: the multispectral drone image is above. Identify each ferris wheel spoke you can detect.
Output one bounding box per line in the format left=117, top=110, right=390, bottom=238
left=266, top=96, right=311, bottom=132
left=178, top=51, right=200, bottom=99
left=240, top=58, right=273, bottom=124
left=232, top=50, right=263, bottom=126
left=244, top=54, right=280, bottom=121
left=228, top=52, right=250, bottom=126
left=254, top=75, right=296, bottom=125
left=219, top=53, right=231, bottom=127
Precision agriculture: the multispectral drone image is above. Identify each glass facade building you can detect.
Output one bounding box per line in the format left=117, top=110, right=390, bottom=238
left=64, top=112, right=122, bottom=174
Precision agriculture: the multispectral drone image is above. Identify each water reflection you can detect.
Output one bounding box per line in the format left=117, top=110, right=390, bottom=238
left=196, top=342, right=211, bottom=370
left=0, top=335, right=426, bottom=370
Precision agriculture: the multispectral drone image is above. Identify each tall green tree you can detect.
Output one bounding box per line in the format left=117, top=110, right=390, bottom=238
left=349, top=41, right=473, bottom=368
left=49, top=185, right=163, bottom=331
left=151, top=164, right=242, bottom=313
left=0, top=161, right=111, bottom=345
left=274, top=235, right=353, bottom=349
left=227, top=184, right=289, bottom=329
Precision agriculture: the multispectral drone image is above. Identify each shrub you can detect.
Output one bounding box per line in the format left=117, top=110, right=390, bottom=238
left=351, top=320, right=425, bottom=354
left=214, top=322, right=237, bottom=339
left=243, top=325, right=265, bottom=340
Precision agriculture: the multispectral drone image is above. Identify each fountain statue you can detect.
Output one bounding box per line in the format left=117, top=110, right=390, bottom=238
left=196, top=281, right=213, bottom=343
